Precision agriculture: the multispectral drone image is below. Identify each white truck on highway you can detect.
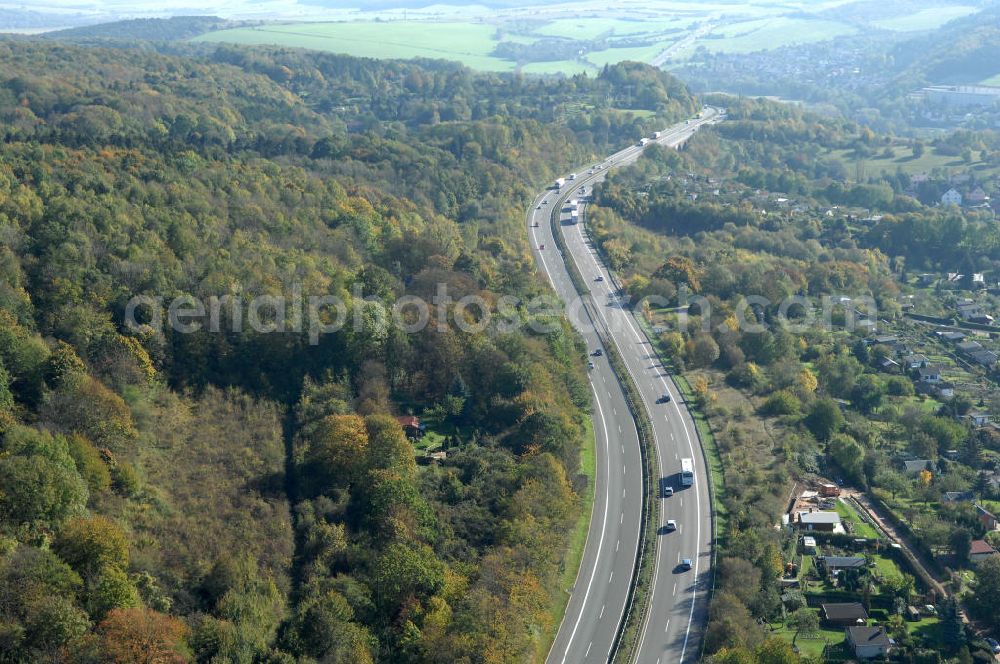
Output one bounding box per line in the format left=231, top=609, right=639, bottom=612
left=652, top=131, right=662, bottom=139
left=571, top=209, right=579, bottom=224
left=680, top=458, right=694, bottom=486
left=553, top=177, right=565, bottom=189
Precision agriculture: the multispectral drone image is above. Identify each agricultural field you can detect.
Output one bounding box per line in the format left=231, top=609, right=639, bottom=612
left=193, top=20, right=516, bottom=71
left=698, top=16, right=857, bottom=54
left=824, top=145, right=1000, bottom=180
left=870, top=5, right=980, bottom=31
left=192, top=0, right=981, bottom=75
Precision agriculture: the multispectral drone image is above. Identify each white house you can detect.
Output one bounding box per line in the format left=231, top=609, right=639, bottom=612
left=941, top=188, right=963, bottom=206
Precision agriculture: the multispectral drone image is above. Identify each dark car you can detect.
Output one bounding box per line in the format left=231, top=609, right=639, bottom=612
left=656, top=394, right=671, bottom=404
left=592, top=349, right=603, bottom=357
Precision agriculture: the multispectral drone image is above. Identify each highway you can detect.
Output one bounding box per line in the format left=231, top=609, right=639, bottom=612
left=535, top=108, right=722, bottom=664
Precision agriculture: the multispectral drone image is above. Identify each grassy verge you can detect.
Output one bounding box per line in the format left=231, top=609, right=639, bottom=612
left=636, top=316, right=728, bottom=543
left=546, top=188, right=658, bottom=664
left=834, top=498, right=879, bottom=539
left=535, top=415, right=598, bottom=663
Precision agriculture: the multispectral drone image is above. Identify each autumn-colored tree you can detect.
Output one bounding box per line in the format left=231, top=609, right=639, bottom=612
left=54, top=515, right=130, bottom=577
left=99, top=607, right=190, bottom=664
left=654, top=256, right=703, bottom=293
left=305, top=414, right=369, bottom=489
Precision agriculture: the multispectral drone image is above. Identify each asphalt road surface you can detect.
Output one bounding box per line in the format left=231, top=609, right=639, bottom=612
left=535, top=108, right=722, bottom=664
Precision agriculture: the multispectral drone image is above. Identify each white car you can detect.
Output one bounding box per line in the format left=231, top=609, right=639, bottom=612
left=663, top=486, right=674, bottom=498
left=665, top=520, right=677, bottom=532
left=680, top=558, right=692, bottom=571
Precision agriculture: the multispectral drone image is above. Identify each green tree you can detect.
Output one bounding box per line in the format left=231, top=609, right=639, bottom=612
left=805, top=399, right=844, bottom=441
left=971, top=555, right=1000, bottom=630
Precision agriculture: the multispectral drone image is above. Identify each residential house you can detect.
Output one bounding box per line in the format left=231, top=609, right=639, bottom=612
left=879, top=357, right=900, bottom=372
left=821, top=602, right=869, bottom=627
left=941, top=188, right=963, bottom=206
left=977, top=504, right=999, bottom=530
left=956, top=340, right=984, bottom=355
left=957, top=304, right=982, bottom=321
left=846, top=626, right=892, bottom=659
left=965, top=412, right=991, bottom=426
left=970, top=539, right=997, bottom=565
left=970, top=350, right=999, bottom=367
left=942, top=491, right=975, bottom=503
left=904, top=354, right=930, bottom=369
left=917, top=366, right=942, bottom=384
left=940, top=331, right=966, bottom=343
left=968, top=314, right=995, bottom=325
left=798, top=511, right=842, bottom=532
left=903, top=459, right=936, bottom=475
left=819, top=556, right=867, bottom=572
left=967, top=187, right=989, bottom=205
left=395, top=415, right=425, bottom=440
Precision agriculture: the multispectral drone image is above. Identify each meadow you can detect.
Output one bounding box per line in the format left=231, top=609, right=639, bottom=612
left=193, top=0, right=984, bottom=75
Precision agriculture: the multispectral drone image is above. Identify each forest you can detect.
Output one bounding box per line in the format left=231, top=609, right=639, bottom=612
left=0, top=39, right=697, bottom=662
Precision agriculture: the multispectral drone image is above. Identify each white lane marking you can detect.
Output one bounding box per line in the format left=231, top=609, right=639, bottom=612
left=599, top=605, right=605, bottom=620
left=664, top=619, right=671, bottom=633
left=616, top=539, right=620, bottom=552
left=673, top=583, right=677, bottom=596
left=609, top=571, right=614, bottom=583
left=559, top=383, right=613, bottom=664
left=585, top=642, right=592, bottom=658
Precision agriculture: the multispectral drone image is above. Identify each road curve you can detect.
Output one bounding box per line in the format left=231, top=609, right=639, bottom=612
left=535, top=109, right=721, bottom=664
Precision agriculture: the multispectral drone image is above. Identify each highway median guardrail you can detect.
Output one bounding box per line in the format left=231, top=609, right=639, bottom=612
left=546, top=187, right=659, bottom=664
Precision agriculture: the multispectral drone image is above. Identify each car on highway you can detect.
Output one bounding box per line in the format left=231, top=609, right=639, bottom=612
left=592, top=349, right=603, bottom=357
left=536, top=205, right=541, bottom=209
left=541, top=200, right=547, bottom=204
left=539, top=244, right=544, bottom=250
left=595, top=275, right=604, bottom=282
left=532, top=221, right=539, bottom=227
left=587, top=361, right=595, bottom=370
left=663, top=485, right=674, bottom=498
left=665, top=519, right=677, bottom=532
left=656, top=394, right=671, bottom=404
left=680, top=558, right=692, bottom=571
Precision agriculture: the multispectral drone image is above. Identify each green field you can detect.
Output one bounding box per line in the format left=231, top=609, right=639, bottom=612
left=192, top=1, right=967, bottom=75
left=535, top=17, right=690, bottom=39
left=194, top=21, right=515, bottom=71
left=871, top=5, right=979, bottom=31
left=586, top=42, right=674, bottom=68
left=699, top=16, right=857, bottom=53
left=826, top=145, right=1000, bottom=179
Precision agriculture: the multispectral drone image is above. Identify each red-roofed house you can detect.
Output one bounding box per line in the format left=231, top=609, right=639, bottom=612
left=971, top=539, right=997, bottom=565
left=396, top=415, right=424, bottom=440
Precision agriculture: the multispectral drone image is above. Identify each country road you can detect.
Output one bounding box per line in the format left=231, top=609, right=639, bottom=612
left=532, top=108, right=723, bottom=664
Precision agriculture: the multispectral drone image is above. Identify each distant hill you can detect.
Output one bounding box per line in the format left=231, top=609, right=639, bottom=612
left=47, top=16, right=247, bottom=42
left=889, top=6, right=1000, bottom=86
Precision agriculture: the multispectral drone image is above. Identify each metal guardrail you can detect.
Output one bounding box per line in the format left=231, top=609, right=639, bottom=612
left=545, top=185, right=659, bottom=664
